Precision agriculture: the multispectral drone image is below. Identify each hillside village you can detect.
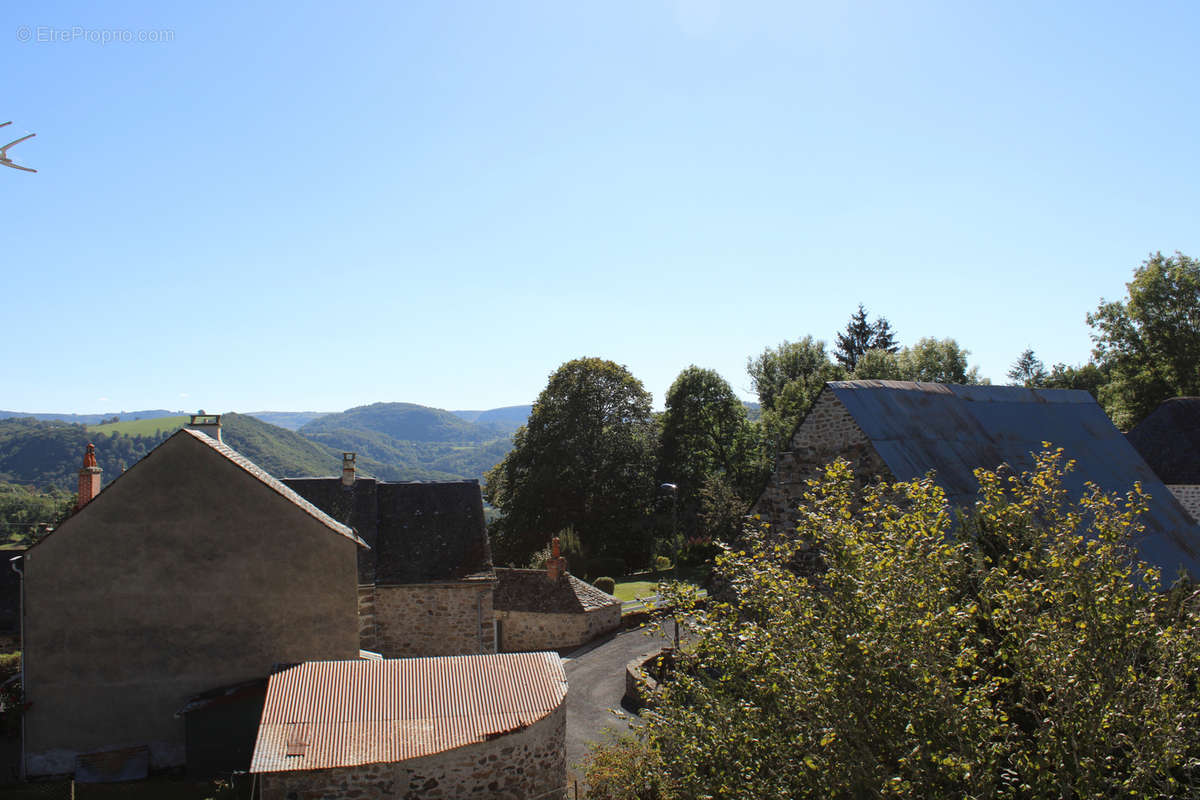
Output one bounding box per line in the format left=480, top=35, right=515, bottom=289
left=2, top=363, right=1200, bottom=797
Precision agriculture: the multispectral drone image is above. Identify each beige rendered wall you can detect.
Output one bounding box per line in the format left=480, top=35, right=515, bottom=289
left=497, top=604, right=621, bottom=653
left=370, top=582, right=496, bottom=658
left=21, top=434, right=361, bottom=777
left=259, top=703, right=567, bottom=800
left=752, top=389, right=893, bottom=537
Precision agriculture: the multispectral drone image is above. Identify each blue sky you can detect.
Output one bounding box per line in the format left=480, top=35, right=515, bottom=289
left=3, top=1, right=1197, bottom=414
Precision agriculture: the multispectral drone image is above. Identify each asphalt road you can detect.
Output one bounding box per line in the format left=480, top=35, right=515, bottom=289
left=561, top=622, right=675, bottom=791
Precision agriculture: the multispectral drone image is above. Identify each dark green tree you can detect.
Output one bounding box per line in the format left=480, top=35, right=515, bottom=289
left=1044, top=361, right=1107, bottom=399
left=484, top=358, right=656, bottom=568
left=835, top=304, right=899, bottom=371
left=1088, top=251, right=1200, bottom=429
left=1006, top=347, right=1048, bottom=387
left=657, top=367, right=760, bottom=541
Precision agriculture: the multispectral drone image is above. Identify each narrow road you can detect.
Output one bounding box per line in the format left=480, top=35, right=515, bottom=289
left=562, top=623, right=674, bottom=789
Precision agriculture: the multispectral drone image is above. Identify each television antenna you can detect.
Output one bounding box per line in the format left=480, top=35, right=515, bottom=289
left=1, top=121, right=37, bottom=173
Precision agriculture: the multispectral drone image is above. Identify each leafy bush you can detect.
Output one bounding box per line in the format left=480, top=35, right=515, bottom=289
left=593, top=576, right=616, bottom=595
left=653, top=555, right=672, bottom=573
left=593, top=449, right=1200, bottom=798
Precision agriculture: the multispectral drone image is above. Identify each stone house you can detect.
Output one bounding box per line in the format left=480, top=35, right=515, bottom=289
left=753, top=380, right=1200, bottom=579
left=18, top=421, right=366, bottom=778
left=493, top=542, right=621, bottom=652
left=284, top=457, right=497, bottom=658
left=1126, top=397, right=1200, bottom=522
left=250, top=652, right=568, bottom=800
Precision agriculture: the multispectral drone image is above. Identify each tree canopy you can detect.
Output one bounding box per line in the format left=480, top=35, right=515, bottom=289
left=587, top=450, right=1200, bottom=799
left=835, top=304, right=899, bottom=371
left=1006, top=347, right=1048, bottom=387
left=483, top=357, right=656, bottom=568
left=1088, top=251, right=1200, bottom=429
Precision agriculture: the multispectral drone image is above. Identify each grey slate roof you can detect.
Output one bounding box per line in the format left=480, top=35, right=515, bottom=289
left=826, top=381, right=1200, bottom=578
left=1126, top=398, right=1200, bottom=485
left=493, top=568, right=619, bottom=614
left=282, top=477, right=493, bottom=585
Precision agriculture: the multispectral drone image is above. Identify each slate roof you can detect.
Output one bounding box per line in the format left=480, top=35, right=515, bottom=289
left=492, top=569, right=620, bottom=614
left=250, top=653, right=567, bottom=773
left=282, top=477, right=493, bottom=585
left=823, top=381, right=1200, bottom=578
left=1126, top=398, right=1200, bottom=485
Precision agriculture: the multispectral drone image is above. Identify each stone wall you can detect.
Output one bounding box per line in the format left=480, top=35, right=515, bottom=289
left=752, top=389, right=893, bottom=538
left=1168, top=485, right=1200, bottom=522
left=496, top=603, right=621, bottom=653
left=259, top=703, right=567, bottom=800
left=372, top=582, right=496, bottom=658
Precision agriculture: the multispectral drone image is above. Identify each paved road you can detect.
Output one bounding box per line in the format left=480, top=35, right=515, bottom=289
left=562, top=623, right=675, bottom=789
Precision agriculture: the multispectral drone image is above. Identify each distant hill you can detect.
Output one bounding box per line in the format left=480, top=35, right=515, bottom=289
left=0, top=409, right=182, bottom=425
left=244, top=411, right=335, bottom=431
left=302, top=403, right=504, bottom=443
left=450, top=405, right=531, bottom=434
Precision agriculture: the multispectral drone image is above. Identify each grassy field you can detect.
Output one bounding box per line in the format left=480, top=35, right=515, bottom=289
left=85, top=416, right=189, bottom=437
left=612, top=579, right=659, bottom=603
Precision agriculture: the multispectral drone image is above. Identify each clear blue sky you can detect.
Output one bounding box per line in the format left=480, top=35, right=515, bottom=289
left=3, top=1, right=1197, bottom=414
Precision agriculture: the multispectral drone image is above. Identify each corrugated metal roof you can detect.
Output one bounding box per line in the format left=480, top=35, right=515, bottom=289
left=181, top=429, right=367, bottom=548
left=250, top=652, right=567, bottom=774
left=827, top=381, right=1200, bottom=578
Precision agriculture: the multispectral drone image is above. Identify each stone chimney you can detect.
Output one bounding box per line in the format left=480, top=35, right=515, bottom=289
left=187, top=412, right=222, bottom=443
left=546, top=536, right=568, bottom=581
left=76, top=443, right=102, bottom=511
left=341, top=453, right=356, bottom=487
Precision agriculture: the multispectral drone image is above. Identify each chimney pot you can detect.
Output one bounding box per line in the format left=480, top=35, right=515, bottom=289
left=341, top=453, right=356, bottom=487
left=76, top=443, right=102, bottom=511
left=187, top=413, right=222, bottom=443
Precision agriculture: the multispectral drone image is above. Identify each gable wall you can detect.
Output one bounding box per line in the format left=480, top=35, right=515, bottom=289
left=752, top=390, right=894, bottom=536
left=369, top=582, right=496, bottom=658
left=21, top=434, right=361, bottom=776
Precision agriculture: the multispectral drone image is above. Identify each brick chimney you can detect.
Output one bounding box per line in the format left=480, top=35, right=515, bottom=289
left=341, top=453, right=356, bottom=487
left=76, top=443, right=102, bottom=511
left=546, top=536, right=568, bottom=581
left=186, top=413, right=222, bottom=443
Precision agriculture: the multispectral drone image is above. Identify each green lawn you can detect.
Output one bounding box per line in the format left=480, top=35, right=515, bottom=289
left=612, top=579, right=658, bottom=603
left=85, top=416, right=189, bottom=437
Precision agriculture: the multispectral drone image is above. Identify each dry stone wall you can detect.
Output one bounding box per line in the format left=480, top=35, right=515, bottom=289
left=497, top=603, right=621, bottom=653
left=371, top=582, right=496, bottom=658
left=258, top=703, right=567, bottom=800
left=752, top=390, right=893, bottom=538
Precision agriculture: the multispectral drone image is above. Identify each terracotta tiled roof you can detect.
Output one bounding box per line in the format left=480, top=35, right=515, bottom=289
left=181, top=430, right=367, bottom=548
left=249, top=652, right=567, bottom=773
left=493, top=569, right=620, bottom=614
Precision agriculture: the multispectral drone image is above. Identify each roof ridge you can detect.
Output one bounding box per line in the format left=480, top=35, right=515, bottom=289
left=180, top=429, right=367, bottom=548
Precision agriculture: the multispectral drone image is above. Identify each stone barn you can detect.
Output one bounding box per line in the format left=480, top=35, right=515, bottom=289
left=18, top=421, right=365, bottom=777
left=250, top=652, right=568, bottom=800
left=1127, top=397, right=1200, bottom=522
left=493, top=545, right=621, bottom=652
left=285, top=457, right=497, bottom=658
left=753, top=380, right=1200, bottom=579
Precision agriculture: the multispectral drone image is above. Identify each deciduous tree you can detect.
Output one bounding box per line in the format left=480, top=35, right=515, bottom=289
left=484, top=358, right=656, bottom=568
left=1088, top=251, right=1200, bottom=429
left=586, top=450, right=1200, bottom=799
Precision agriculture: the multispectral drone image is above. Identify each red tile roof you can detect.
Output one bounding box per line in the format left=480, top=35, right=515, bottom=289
left=250, top=652, right=567, bottom=773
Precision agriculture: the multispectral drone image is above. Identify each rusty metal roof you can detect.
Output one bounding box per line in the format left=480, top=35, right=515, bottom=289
left=250, top=652, right=567, bottom=774
left=825, top=381, right=1200, bottom=578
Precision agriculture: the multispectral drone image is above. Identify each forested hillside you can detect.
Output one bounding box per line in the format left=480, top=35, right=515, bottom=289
left=302, top=403, right=505, bottom=442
